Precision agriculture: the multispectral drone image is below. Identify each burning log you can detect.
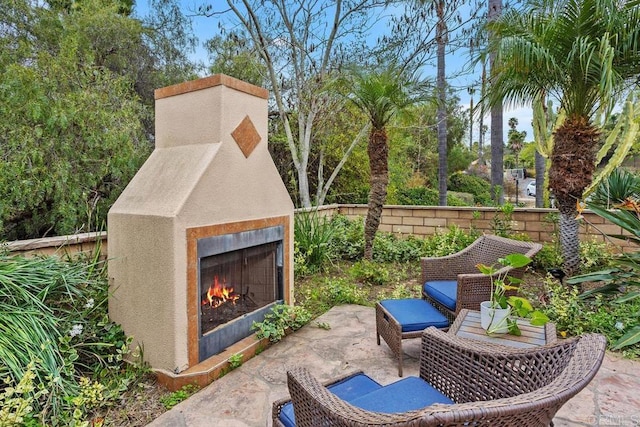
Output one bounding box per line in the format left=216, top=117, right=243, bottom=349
left=201, top=276, right=239, bottom=308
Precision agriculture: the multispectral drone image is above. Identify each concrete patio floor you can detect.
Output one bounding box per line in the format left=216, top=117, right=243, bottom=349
left=148, top=304, right=640, bottom=427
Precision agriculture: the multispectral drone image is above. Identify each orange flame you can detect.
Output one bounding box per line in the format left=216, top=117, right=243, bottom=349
left=202, top=276, right=239, bottom=308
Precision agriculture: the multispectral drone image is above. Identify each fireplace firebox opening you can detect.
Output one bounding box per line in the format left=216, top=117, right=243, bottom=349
left=199, top=241, right=282, bottom=334
left=195, top=224, right=284, bottom=361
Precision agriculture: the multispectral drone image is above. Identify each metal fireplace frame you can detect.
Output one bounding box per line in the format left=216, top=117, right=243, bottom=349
left=186, top=215, right=291, bottom=367
left=196, top=225, right=284, bottom=361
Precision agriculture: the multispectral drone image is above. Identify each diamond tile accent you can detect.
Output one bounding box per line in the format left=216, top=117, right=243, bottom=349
left=231, top=116, right=261, bottom=158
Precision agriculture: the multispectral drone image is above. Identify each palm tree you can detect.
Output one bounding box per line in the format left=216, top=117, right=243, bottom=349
left=486, top=0, right=640, bottom=276
left=436, top=0, right=448, bottom=206
left=349, top=68, right=423, bottom=260
left=489, top=0, right=504, bottom=204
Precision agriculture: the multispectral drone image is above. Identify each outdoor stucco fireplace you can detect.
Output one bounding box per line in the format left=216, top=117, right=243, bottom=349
left=107, top=75, right=294, bottom=385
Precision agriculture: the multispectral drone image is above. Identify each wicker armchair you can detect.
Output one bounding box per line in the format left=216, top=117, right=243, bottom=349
left=422, top=234, right=542, bottom=322
left=273, top=328, right=606, bottom=427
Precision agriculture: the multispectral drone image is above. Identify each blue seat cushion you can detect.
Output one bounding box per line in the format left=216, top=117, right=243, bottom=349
left=380, top=299, right=449, bottom=332
left=279, top=373, right=383, bottom=427
left=424, top=280, right=457, bottom=311
left=350, top=376, right=454, bottom=413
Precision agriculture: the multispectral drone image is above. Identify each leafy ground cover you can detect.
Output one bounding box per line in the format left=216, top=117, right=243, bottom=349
left=0, top=248, right=187, bottom=426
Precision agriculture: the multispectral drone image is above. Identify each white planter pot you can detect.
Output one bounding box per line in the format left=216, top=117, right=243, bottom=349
left=480, top=301, right=511, bottom=334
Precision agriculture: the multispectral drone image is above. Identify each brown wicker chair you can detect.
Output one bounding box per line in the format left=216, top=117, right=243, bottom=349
left=422, top=234, right=543, bottom=322
left=272, top=328, right=606, bottom=427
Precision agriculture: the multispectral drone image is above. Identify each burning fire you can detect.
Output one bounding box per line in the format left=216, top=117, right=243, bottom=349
left=202, top=276, right=240, bottom=308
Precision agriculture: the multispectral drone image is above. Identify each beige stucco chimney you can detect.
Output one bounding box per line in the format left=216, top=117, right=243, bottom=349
left=108, top=75, right=294, bottom=374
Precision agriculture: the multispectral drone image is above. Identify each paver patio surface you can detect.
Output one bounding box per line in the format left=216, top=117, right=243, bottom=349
left=149, top=304, right=640, bottom=427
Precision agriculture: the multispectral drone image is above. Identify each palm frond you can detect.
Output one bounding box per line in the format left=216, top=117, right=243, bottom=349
left=485, top=0, right=640, bottom=119
left=586, top=203, right=640, bottom=240
left=347, top=65, right=427, bottom=130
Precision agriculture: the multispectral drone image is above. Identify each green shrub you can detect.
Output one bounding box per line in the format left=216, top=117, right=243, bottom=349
left=396, top=187, right=468, bottom=206
left=324, top=278, right=371, bottom=306
left=579, top=239, right=614, bottom=272
left=160, top=384, right=199, bottom=410
left=588, top=168, right=640, bottom=206
left=349, top=260, right=390, bottom=286
left=532, top=239, right=613, bottom=273
left=327, top=216, right=431, bottom=263
left=228, top=353, right=243, bottom=370
left=448, top=172, right=492, bottom=205
left=541, top=276, right=640, bottom=357
left=448, top=191, right=475, bottom=205
left=0, top=362, right=44, bottom=426
left=564, top=200, right=640, bottom=351
left=422, top=225, right=480, bottom=257
left=294, top=210, right=335, bottom=273
left=396, top=187, right=437, bottom=205
left=297, top=277, right=370, bottom=318
left=219, top=352, right=244, bottom=377
left=376, top=284, right=422, bottom=300
left=327, top=215, right=364, bottom=261
left=531, top=243, right=563, bottom=271
left=293, top=245, right=311, bottom=277
left=372, top=233, right=426, bottom=263
left=0, top=253, right=140, bottom=424
left=448, top=194, right=471, bottom=206
left=490, top=203, right=515, bottom=237
left=532, top=212, right=562, bottom=271
left=325, top=214, right=481, bottom=264
left=323, top=215, right=479, bottom=263
left=251, top=304, right=312, bottom=342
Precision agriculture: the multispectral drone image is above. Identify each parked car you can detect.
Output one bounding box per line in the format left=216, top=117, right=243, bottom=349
left=526, top=181, right=536, bottom=196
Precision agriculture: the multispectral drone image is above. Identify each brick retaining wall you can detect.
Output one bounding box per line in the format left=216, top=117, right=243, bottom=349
left=328, top=204, right=633, bottom=251
left=3, top=205, right=634, bottom=256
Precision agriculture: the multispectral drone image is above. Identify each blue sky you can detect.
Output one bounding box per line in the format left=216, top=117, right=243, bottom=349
left=134, top=0, right=534, bottom=145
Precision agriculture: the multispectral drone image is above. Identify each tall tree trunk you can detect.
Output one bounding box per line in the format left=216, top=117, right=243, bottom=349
left=489, top=0, right=503, bottom=203
left=556, top=196, right=581, bottom=276
left=364, top=129, right=389, bottom=260
left=297, top=160, right=311, bottom=207
left=436, top=0, right=447, bottom=206
left=490, top=109, right=504, bottom=203
left=549, top=116, right=599, bottom=276
left=469, top=91, right=474, bottom=151
left=479, top=62, right=486, bottom=162
left=535, top=150, right=545, bottom=208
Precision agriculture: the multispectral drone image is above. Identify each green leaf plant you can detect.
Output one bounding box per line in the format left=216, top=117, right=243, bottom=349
left=569, top=196, right=640, bottom=350
left=477, top=253, right=550, bottom=336
left=250, top=304, right=312, bottom=343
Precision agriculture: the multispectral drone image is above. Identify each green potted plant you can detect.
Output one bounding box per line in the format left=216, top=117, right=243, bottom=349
left=477, top=253, right=550, bottom=336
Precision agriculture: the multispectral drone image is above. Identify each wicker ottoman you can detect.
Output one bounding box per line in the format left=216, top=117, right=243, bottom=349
left=376, top=299, right=449, bottom=376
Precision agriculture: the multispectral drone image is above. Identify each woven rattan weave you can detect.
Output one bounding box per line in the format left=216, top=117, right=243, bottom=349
left=272, top=328, right=606, bottom=427
left=375, top=301, right=444, bottom=376
left=422, top=234, right=543, bottom=322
